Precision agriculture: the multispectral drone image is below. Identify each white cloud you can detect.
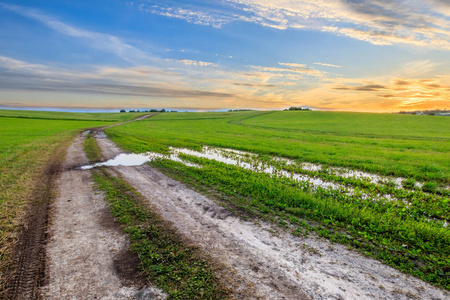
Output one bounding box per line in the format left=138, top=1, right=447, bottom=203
left=278, top=62, right=307, bottom=69
left=314, top=62, right=342, bottom=68
left=139, top=2, right=235, bottom=28
left=176, top=59, right=218, bottom=67
left=137, top=0, right=450, bottom=49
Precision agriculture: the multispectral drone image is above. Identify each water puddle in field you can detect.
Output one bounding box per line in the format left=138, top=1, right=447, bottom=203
left=172, top=147, right=343, bottom=190
left=80, top=146, right=447, bottom=227
left=81, top=146, right=423, bottom=193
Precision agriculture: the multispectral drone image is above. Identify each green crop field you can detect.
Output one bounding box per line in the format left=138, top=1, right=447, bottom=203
left=106, top=111, right=450, bottom=289
left=108, top=111, right=450, bottom=184
left=0, top=112, right=118, bottom=287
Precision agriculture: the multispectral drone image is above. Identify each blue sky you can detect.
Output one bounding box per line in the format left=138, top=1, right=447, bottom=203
left=0, top=0, right=449, bottom=112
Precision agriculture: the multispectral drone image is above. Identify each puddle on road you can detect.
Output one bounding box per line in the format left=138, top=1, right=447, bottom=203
left=80, top=152, right=200, bottom=170
left=81, top=153, right=154, bottom=170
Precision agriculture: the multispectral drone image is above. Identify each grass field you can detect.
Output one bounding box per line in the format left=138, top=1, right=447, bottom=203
left=106, top=111, right=450, bottom=289
left=0, top=109, right=147, bottom=122
left=0, top=112, right=118, bottom=290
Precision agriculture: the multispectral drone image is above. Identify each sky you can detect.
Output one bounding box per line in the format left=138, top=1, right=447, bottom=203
left=0, top=0, right=449, bottom=112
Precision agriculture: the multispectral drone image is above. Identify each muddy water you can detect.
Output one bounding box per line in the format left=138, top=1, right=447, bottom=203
left=81, top=152, right=200, bottom=170
left=80, top=145, right=447, bottom=228
left=80, top=148, right=340, bottom=190
left=80, top=146, right=434, bottom=196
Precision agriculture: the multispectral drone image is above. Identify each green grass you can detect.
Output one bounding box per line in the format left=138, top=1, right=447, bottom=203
left=106, top=111, right=450, bottom=184
left=246, top=111, right=450, bottom=138
left=0, top=109, right=148, bottom=122
left=105, top=110, right=450, bottom=289
left=0, top=112, right=123, bottom=292
left=84, top=134, right=103, bottom=162
left=92, top=168, right=229, bottom=299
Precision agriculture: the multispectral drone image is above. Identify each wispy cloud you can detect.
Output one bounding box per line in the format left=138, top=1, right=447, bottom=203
left=0, top=55, right=233, bottom=99
left=249, top=63, right=326, bottom=77
left=1, top=3, right=156, bottom=65
left=138, top=2, right=235, bottom=28
left=2, top=53, right=448, bottom=111
left=137, top=0, right=450, bottom=49
left=176, top=59, right=218, bottom=67
left=330, top=77, right=450, bottom=110
left=314, top=62, right=342, bottom=68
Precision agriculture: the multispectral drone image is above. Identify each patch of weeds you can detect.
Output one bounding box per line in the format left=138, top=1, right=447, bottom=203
left=92, top=169, right=229, bottom=299
left=300, top=244, right=322, bottom=256
left=422, top=182, right=437, bottom=193
left=402, top=178, right=416, bottom=189
left=84, top=133, right=103, bottom=162
left=377, top=178, right=396, bottom=188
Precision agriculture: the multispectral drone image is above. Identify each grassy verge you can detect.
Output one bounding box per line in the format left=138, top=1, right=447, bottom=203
left=84, top=135, right=229, bottom=299
left=150, top=157, right=450, bottom=290
left=84, top=134, right=103, bottom=162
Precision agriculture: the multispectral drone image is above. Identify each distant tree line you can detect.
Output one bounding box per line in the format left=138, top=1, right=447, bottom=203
left=228, top=109, right=257, bottom=112
left=284, top=107, right=311, bottom=111
left=120, top=109, right=178, bottom=113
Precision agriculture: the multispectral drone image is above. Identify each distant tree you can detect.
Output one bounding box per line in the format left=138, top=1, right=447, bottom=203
left=288, top=107, right=311, bottom=111
left=160, top=108, right=166, bottom=112
left=119, top=109, right=126, bottom=113
left=150, top=109, right=158, bottom=112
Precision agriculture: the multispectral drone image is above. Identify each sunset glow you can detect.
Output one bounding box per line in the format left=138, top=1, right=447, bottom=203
left=0, top=1, right=449, bottom=112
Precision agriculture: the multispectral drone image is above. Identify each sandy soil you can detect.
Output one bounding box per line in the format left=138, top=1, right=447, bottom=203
left=41, top=135, right=165, bottom=299
left=95, top=135, right=449, bottom=300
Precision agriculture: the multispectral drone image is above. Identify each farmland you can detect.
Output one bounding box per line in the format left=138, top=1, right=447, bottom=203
left=106, top=111, right=450, bottom=289
left=1, top=109, right=449, bottom=298
left=0, top=109, right=147, bottom=122
left=0, top=112, right=116, bottom=292
left=108, top=111, right=449, bottom=184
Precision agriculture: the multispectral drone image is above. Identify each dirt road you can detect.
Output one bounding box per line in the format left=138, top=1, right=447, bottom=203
left=41, top=135, right=164, bottom=299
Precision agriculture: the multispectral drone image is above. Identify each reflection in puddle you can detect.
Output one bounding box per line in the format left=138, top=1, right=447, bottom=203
left=174, top=147, right=344, bottom=191
left=81, top=153, right=154, bottom=170
left=81, top=146, right=412, bottom=193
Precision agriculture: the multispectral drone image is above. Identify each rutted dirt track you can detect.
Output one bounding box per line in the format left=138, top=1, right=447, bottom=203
left=41, top=136, right=164, bottom=299
left=12, top=113, right=448, bottom=299
left=5, top=148, right=63, bottom=299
